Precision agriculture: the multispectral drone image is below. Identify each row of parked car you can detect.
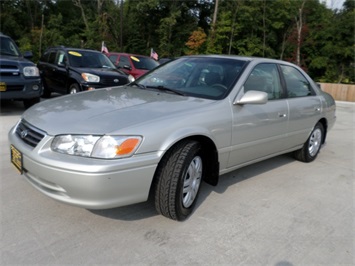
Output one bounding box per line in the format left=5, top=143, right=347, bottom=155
left=0, top=33, right=160, bottom=108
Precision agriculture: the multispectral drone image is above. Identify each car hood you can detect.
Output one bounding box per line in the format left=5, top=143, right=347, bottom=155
left=72, top=67, right=126, bottom=77
left=0, top=55, right=34, bottom=65
left=23, top=86, right=213, bottom=135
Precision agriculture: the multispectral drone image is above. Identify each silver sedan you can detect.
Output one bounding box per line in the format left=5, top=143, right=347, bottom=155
left=8, top=55, right=336, bottom=221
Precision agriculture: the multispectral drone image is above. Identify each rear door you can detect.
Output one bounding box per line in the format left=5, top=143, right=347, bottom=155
left=40, top=50, right=57, bottom=89
left=280, top=64, right=322, bottom=149
left=51, top=50, right=68, bottom=94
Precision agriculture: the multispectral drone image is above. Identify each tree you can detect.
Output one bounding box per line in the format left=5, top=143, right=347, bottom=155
left=185, top=27, right=207, bottom=55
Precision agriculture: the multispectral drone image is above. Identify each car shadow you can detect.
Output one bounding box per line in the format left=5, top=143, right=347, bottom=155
left=0, top=95, right=61, bottom=116
left=90, top=154, right=295, bottom=221
left=0, top=100, right=26, bottom=116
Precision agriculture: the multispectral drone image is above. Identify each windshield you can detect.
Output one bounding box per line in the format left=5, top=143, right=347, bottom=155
left=0, top=36, right=21, bottom=57
left=68, top=50, right=116, bottom=69
left=137, top=57, right=247, bottom=100
left=130, top=56, right=159, bottom=70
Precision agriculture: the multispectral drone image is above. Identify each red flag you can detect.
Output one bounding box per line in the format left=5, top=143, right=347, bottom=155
left=101, top=41, right=108, bottom=54
left=150, top=48, right=158, bottom=60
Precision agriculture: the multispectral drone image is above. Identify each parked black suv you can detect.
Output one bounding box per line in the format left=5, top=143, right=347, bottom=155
left=38, top=46, right=132, bottom=97
left=0, top=33, right=42, bottom=108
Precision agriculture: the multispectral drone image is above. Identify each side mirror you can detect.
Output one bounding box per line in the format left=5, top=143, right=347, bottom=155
left=123, top=65, right=132, bottom=71
left=23, top=51, right=33, bottom=59
left=57, top=61, right=66, bottom=68
left=235, top=90, right=268, bottom=105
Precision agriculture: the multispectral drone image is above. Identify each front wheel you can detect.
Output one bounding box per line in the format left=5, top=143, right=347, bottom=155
left=154, top=140, right=203, bottom=221
left=294, top=122, right=324, bottom=162
left=69, top=83, right=80, bottom=94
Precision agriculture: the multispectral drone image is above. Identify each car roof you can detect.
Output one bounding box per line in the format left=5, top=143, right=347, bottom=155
left=45, top=46, right=102, bottom=54
left=180, top=54, right=295, bottom=66
left=107, top=52, right=151, bottom=58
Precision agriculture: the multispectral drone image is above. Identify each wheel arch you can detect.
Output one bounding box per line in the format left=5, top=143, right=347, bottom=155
left=148, top=135, right=220, bottom=200
left=318, top=117, right=328, bottom=144
left=66, top=78, right=81, bottom=93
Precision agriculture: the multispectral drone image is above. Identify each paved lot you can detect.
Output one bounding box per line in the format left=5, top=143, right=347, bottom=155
left=1, top=99, right=354, bottom=265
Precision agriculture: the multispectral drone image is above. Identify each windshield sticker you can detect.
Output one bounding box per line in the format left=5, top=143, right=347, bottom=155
left=130, top=56, right=140, bottom=62
left=69, top=51, right=82, bottom=57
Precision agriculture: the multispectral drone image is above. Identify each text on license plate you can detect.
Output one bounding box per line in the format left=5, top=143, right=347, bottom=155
left=0, top=82, right=6, bottom=92
left=11, top=145, right=23, bottom=174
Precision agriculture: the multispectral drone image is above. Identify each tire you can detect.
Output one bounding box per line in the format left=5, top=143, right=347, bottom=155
left=42, top=80, right=51, bottom=98
left=154, top=140, right=203, bottom=221
left=294, top=122, right=324, bottom=162
left=69, top=83, right=80, bottom=94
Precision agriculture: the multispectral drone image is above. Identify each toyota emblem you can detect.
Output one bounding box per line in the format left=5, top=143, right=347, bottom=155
left=114, top=79, right=119, bottom=83
left=20, top=130, right=28, bottom=139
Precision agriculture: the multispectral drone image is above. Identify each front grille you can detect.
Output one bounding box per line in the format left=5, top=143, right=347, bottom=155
left=101, top=77, right=128, bottom=86
left=15, top=120, right=46, bottom=148
left=0, top=64, right=20, bottom=77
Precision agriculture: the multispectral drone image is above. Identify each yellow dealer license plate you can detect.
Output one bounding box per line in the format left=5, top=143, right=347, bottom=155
left=0, top=82, right=6, bottom=92
left=11, top=145, right=23, bottom=174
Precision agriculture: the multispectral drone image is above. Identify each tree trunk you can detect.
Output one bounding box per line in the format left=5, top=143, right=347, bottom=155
left=228, top=2, right=239, bottom=55
left=262, top=0, right=266, bottom=57
left=295, top=0, right=306, bottom=66
left=211, top=0, right=219, bottom=43
left=72, top=0, right=89, bottom=31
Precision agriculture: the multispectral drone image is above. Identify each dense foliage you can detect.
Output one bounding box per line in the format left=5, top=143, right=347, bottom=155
left=1, top=0, right=353, bottom=83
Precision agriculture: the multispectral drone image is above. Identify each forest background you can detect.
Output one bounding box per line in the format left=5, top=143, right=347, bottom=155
left=0, top=0, right=353, bottom=84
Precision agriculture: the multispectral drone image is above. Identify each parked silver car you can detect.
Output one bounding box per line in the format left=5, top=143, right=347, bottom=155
left=8, top=55, right=336, bottom=221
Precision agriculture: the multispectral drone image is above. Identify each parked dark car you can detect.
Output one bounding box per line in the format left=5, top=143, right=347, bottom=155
left=0, top=33, right=42, bottom=108
left=106, top=52, right=159, bottom=79
left=38, top=47, right=132, bottom=97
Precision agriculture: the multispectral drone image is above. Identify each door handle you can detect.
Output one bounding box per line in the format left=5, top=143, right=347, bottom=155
left=315, top=107, right=321, bottom=112
left=278, top=113, right=287, bottom=118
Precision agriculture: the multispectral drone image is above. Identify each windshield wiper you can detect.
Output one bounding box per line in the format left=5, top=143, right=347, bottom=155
left=147, top=85, right=185, bottom=96
left=130, top=81, right=146, bottom=90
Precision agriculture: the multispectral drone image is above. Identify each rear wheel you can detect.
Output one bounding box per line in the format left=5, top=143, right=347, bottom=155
left=294, top=122, right=324, bottom=162
left=154, top=140, right=203, bottom=221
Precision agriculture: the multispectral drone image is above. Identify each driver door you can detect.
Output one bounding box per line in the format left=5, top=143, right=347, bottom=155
left=228, top=63, right=289, bottom=167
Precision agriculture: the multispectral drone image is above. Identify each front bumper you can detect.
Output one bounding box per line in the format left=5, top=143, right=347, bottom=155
left=8, top=125, right=160, bottom=209
left=0, top=78, right=42, bottom=100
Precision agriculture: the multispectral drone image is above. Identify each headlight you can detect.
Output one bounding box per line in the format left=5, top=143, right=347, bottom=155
left=51, top=135, right=142, bottom=159
left=81, top=73, right=100, bottom=82
left=128, top=74, right=135, bottom=83
left=23, top=66, right=40, bottom=77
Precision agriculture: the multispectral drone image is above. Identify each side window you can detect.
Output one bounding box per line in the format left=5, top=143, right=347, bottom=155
left=280, top=65, right=314, bottom=98
left=118, top=56, right=130, bottom=68
left=108, top=55, right=118, bottom=65
left=48, top=51, right=57, bottom=64
left=244, top=63, right=282, bottom=100
left=56, top=51, right=67, bottom=66
left=40, top=52, right=49, bottom=63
